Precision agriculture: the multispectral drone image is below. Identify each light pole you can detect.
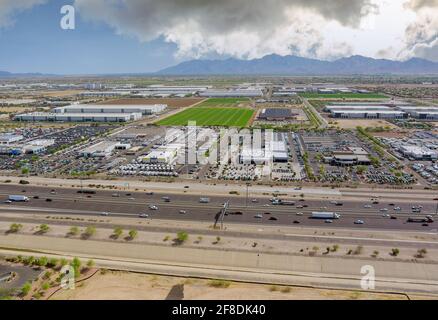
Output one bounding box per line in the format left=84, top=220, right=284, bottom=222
left=246, top=183, right=250, bottom=207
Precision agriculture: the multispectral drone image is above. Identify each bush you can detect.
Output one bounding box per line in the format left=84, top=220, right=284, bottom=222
left=208, top=280, right=231, bottom=288
left=41, top=282, right=50, bottom=291
left=83, top=226, right=96, bottom=238
left=21, top=282, right=32, bottom=296
left=128, top=229, right=138, bottom=240
left=112, top=227, right=123, bottom=239
left=175, top=231, right=188, bottom=244
left=38, top=224, right=50, bottom=234
left=71, top=257, right=81, bottom=277
left=69, top=226, right=79, bottom=236
left=37, top=256, right=48, bottom=267
left=391, top=248, right=400, bottom=256
left=47, top=258, right=59, bottom=268
left=9, top=223, right=23, bottom=233
left=416, top=248, right=427, bottom=258
left=19, top=180, right=29, bottom=185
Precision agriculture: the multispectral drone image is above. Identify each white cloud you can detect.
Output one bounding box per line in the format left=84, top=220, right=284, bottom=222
left=397, top=0, right=438, bottom=61
left=0, top=0, right=47, bottom=28
left=74, top=0, right=375, bottom=61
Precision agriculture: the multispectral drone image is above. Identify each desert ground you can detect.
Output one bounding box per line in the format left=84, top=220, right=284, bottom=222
left=328, top=119, right=397, bottom=129
left=51, top=270, right=414, bottom=300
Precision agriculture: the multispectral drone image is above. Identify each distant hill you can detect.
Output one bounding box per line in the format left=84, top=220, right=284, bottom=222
left=0, top=71, right=54, bottom=78
left=157, top=54, right=438, bottom=75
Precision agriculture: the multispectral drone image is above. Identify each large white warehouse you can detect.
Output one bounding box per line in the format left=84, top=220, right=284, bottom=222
left=330, top=110, right=406, bottom=119
left=199, top=89, right=262, bottom=97
left=14, top=112, right=142, bottom=122
left=54, top=104, right=167, bottom=115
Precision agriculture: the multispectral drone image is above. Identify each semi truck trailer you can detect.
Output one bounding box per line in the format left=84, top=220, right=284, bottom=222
left=8, top=195, right=29, bottom=202
left=311, top=212, right=340, bottom=219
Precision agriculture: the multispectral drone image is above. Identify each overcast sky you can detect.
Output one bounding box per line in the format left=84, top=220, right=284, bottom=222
left=0, top=0, right=436, bottom=74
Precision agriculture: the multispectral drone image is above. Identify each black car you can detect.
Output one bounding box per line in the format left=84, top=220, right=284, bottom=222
left=269, top=217, right=278, bottom=221
left=46, top=198, right=52, bottom=202
left=33, top=196, right=39, bottom=199
left=293, top=220, right=300, bottom=224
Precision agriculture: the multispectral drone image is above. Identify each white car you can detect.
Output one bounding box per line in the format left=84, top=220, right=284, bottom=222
left=149, top=205, right=158, bottom=210
left=364, top=204, right=372, bottom=208
left=354, top=220, right=364, bottom=225
left=324, top=219, right=333, bottom=223
left=3, top=200, right=12, bottom=204
left=251, top=199, right=258, bottom=203
left=394, top=207, right=402, bottom=211
left=139, top=213, right=149, bottom=218
left=128, top=197, right=135, bottom=200
left=380, top=208, right=388, bottom=212
left=100, top=212, right=109, bottom=216
left=254, top=214, right=263, bottom=219
left=382, top=213, right=390, bottom=218
left=296, top=205, right=303, bottom=209
left=296, top=212, right=304, bottom=216
left=179, top=210, right=187, bottom=214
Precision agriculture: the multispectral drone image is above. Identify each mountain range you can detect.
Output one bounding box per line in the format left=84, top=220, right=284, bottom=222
left=157, top=54, right=438, bottom=75
left=0, top=71, right=51, bottom=78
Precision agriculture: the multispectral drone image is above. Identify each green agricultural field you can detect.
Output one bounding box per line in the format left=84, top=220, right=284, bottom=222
left=299, top=92, right=388, bottom=99
left=156, top=107, right=254, bottom=127
left=196, top=97, right=250, bottom=107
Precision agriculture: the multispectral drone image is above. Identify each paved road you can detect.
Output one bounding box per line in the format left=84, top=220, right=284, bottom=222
left=1, top=185, right=437, bottom=232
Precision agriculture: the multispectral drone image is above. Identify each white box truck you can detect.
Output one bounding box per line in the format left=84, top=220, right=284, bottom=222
left=311, top=212, right=340, bottom=219
left=8, top=195, right=29, bottom=202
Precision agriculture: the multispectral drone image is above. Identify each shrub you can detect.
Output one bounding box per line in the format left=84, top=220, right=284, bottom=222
left=9, top=223, right=23, bottom=233
left=208, top=280, right=231, bottom=288
left=391, top=248, right=400, bottom=256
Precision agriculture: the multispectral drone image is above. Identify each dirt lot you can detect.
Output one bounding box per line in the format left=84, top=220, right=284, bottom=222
left=51, top=271, right=411, bottom=300
left=99, top=98, right=205, bottom=109
left=38, top=90, right=83, bottom=98
left=0, top=107, right=35, bottom=113
left=328, top=119, right=397, bottom=129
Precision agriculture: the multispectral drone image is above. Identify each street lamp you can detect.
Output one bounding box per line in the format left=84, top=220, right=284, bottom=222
left=246, top=182, right=250, bottom=207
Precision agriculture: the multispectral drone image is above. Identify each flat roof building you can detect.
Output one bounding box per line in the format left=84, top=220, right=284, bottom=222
left=142, top=150, right=177, bottom=164
left=399, top=145, right=438, bottom=160
left=0, top=133, right=24, bottom=145
left=258, top=108, right=298, bottom=121
left=54, top=104, right=167, bottom=115
left=80, top=141, right=119, bottom=158
left=330, top=110, right=406, bottom=119
left=14, top=112, right=142, bottom=122
left=199, top=89, right=262, bottom=97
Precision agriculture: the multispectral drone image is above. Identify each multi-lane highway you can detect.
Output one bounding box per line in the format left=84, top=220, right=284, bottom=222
left=0, top=184, right=437, bottom=231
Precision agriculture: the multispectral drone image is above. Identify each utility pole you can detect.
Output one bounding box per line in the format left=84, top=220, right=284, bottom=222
left=246, top=183, right=250, bottom=207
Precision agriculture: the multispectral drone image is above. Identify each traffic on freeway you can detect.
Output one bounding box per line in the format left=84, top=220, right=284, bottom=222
left=0, top=184, right=437, bottom=231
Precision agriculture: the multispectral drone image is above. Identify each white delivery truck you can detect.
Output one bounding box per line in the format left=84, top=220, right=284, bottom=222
left=311, top=212, right=340, bottom=219
left=8, top=195, right=29, bottom=202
